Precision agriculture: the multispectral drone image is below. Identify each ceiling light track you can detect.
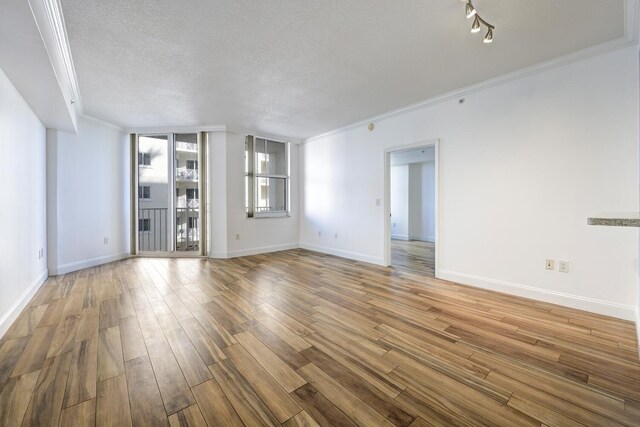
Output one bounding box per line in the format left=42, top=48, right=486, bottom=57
left=462, top=0, right=494, bottom=44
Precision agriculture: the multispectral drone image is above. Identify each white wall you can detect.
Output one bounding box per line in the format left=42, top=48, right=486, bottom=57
left=208, top=131, right=300, bottom=258
left=391, top=165, right=410, bottom=240
left=301, top=47, right=639, bottom=320
left=47, top=117, right=130, bottom=275
left=0, top=67, right=47, bottom=336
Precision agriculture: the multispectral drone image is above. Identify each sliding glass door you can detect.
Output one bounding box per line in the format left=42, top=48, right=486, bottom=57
left=135, top=133, right=204, bottom=255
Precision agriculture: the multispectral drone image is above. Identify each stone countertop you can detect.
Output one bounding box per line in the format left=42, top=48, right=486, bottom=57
left=587, top=212, right=640, bottom=227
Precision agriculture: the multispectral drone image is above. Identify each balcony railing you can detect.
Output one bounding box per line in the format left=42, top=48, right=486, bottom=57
left=177, top=199, right=199, bottom=209
left=176, top=206, right=199, bottom=251
left=176, top=141, right=198, bottom=152
left=138, top=207, right=199, bottom=252
left=139, top=208, right=168, bottom=252
left=176, top=167, right=198, bottom=181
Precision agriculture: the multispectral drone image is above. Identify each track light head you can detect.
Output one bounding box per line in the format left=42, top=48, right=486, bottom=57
left=465, top=2, right=476, bottom=19
left=483, top=28, right=494, bottom=43
left=471, top=16, right=481, bottom=33
left=463, top=1, right=495, bottom=44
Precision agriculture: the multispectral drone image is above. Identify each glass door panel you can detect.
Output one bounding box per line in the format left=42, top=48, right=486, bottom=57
left=175, top=134, right=200, bottom=252
left=138, top=135, right=170, bottom=252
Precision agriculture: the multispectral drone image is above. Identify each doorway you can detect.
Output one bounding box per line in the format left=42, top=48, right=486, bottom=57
left=134, top=133, right=205, bottom=255
left=384, top=141, right=439, bottom=277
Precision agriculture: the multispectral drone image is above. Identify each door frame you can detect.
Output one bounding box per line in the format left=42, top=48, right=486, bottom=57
left=131, top=132, right=206, bottom=257
left=383, top=139, right=440, bottom=277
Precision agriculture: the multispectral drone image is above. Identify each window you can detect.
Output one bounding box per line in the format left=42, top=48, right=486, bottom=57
left=139, top=185, right=151, bottom=199
left=139, top=218, right=150, bottom=232
left=245, top=136, right=289, bottom=217
left=188, top=217, right=198, bottom=229
left=187, top=160, right=198, bottom=170
left=138, top=152, right=151, bottom=166
left=186, top=188, right=199, bottom=200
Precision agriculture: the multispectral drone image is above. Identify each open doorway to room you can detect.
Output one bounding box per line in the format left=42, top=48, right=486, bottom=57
left=385, top=143, right=438, bottom=277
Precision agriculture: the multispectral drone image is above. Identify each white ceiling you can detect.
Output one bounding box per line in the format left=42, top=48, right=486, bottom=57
left=61, top=0, right=627, bottom=139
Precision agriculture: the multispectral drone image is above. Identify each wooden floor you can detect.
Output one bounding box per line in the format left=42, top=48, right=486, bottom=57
left=1, top=249, right=639, bottom=427
left=391, top=240, right=435, bottom=277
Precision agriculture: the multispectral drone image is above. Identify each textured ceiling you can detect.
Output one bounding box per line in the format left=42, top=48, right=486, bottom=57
left=61, top=0, right=625, bottom=139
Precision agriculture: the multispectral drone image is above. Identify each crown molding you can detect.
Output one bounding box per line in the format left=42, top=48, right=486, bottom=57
left=81, top=115, right=125, bottom=132
left=125, top=125, right=228, bottom=134
left=123, top=123, right=302, bottom=144
left=306, top=2, right=640, bottom=143
left=28, top=0, right=82, bottom=130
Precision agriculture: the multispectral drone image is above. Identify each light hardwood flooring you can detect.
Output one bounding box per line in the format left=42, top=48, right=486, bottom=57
left=391, top=240, right=435, bottom=277
left=0, top=249, right=639, bottom=426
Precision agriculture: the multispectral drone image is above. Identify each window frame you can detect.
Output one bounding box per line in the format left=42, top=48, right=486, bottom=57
left=139, top=185, right=151, bottom=200
left=245, top=135, right=290, bottom=218
left=138, top=218, right=151, bottom=232
left=138, top=152, right=151, bottom=167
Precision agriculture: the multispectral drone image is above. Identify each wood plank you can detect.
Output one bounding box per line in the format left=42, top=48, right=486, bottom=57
left=222, top=344, right=302, bottom=422
left=60, top=399, right=96, bottom=427
left=99, top=298, right=120, bottom=330
left=297, top=363, right=395, bottom=427
left=4, top=305, right=47, bottom=339
left=146, top=339, right=195, bottom=415
left=11, top=325, right=56, bottom=377
left=46, top=313, right=80, bottom=358
left=0, top=337, right=30, bottom=390
left=301, top=346, right=415, bottom=427
left=180, top=317, right=226, bottom=365
left=76, top=307, right=100, bottom=342
left=125, top=355, right=169, bottom=427
left=168, top=404, right=208, bottom=427
left=165, top=327, right=213, bottom=387
left=63, top=337, right=98, bottom=408
left=192, top=379, right=244, bottom=427
left=243, top=319, right=310, bottom=370
left=96, top=374, right=132, bottom=427
left=283, top=410, right=322, bottom=427
left=209, top=360, right=281, bottom=426
left=0, top=370, right=40, bottom=427
left=97, top=326, right=125, bottom=381
left=119, top=315, right=148, bottom=361
left=234, top=330, right=306, bottom=392
left=20, top=351, right=73, bottom=427
left=291, top=382, right=357, bottom=427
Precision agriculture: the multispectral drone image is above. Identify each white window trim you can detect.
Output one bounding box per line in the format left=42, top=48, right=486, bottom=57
left=245, top=135, right=290, bottom=219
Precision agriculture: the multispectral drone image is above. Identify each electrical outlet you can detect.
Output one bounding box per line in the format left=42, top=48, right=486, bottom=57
left=393, top=222, right=397, bottom=228
left=317, top=230, right=322, bottom=237
left=545, top=259, right=554, bottom=270
left=559, top=261, right=569, bottom=273
left=236, top=233, right=240, bottom=240
left=334, top=233, right=338, bottom=239
left=375, top=199, right=381, bottom=206
left=103, top=237, right=109, bottom=244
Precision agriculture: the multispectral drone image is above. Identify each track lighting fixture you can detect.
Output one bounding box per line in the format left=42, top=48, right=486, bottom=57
left=470, top=16, right=481, bottom=33
left=461, top=0, right=495, bottom=44
left=465, top=1, right=476, bottom=19
left=483, top=28, right=493, bottom=43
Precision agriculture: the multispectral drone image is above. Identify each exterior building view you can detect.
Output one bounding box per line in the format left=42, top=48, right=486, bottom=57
left=138, top=134, right=199, bottom=252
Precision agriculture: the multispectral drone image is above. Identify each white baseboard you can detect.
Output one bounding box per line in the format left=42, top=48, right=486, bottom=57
left=299, top=242, right=385, bottom=266
left=51, top=252, right=130, bottom=276
left=409, top=235, right=435, bottom=243
left=226, top=243, right=299, bottom=258
left=439, top=270, right=636, bottom=321
left=0, top=269, right=48, bottom=339
left=391, top=234, right=409, bottom=241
